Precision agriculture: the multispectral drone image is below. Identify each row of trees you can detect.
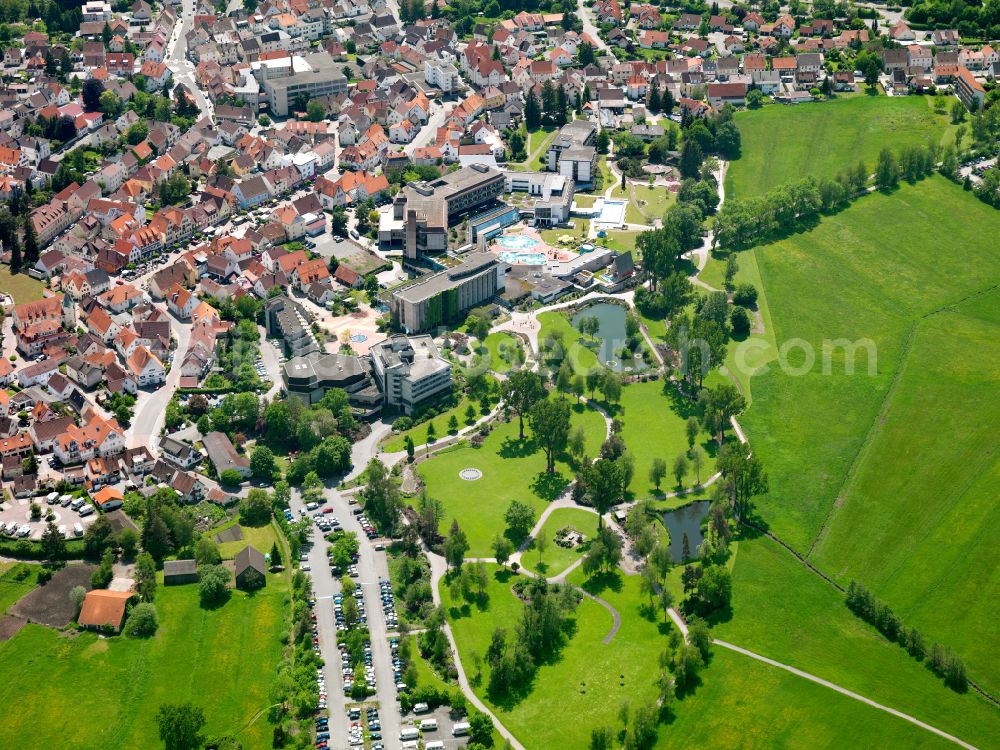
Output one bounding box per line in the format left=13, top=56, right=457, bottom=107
left=846, top=580, right=968, bottom=691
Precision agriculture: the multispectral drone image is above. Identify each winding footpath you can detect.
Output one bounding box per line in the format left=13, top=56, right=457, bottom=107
left=367, top=162, right=979, bottom=749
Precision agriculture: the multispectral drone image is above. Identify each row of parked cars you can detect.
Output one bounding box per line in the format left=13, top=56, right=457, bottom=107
left=379, top=578, right=398, bottom=632
left=346, top=705, right=383, bottom=749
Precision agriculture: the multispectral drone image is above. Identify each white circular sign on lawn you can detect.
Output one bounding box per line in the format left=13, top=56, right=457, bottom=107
left=459, top=468, right=483, bottom=481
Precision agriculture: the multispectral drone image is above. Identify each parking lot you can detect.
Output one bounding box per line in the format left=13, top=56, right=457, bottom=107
left=0, top=494, right=98, bottom=540
left=400, top=703, right=471, bottom=748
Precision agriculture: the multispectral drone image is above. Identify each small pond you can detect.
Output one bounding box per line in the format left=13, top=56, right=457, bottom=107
left=661, top=501, right=710, bottom=563
left=571, top=303, right=647, bottom=373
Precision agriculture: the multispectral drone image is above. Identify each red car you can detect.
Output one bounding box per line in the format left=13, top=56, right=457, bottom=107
left=322, top=507, right=334, bottom=514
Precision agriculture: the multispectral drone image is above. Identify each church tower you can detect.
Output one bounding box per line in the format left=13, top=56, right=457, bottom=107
left=62, top=291, right=76, bottom=329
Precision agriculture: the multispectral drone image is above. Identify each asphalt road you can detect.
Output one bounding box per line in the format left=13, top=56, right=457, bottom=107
left=127, top=306, right=191, bottom=450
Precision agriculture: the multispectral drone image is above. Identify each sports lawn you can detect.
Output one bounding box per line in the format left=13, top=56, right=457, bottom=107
left=520, top=507, right=600, bottom=578
left=444, top=565, right=670, bottom=749
left=707, top=538, right=1000, bottom=749
left=725, top=96, right=952, bottom=199
left=0, top=571, right=289, bottom=749
left=418, top=402, right=606, bottom=556
left=618, top=380, right=719, bottom=497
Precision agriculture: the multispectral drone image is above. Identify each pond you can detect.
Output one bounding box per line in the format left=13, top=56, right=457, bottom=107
left=571, top=303, right=646, bottom=373
left=661, top=501, right=710, bottom=563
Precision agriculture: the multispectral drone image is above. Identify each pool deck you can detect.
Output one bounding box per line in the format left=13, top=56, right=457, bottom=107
left=489, top=227, right=579, bottom=265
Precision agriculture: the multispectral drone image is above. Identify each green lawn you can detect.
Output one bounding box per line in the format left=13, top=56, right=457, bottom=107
left=707, top=537, right=1000, bottom=749
left=732, top=179, right=1000, bottom=697
left=216, top=518, right=281, bottom=560
left=525, top=128, right=557, bottom=171
left=0, top=572, right=289, bottom=749
left=726, top=96, right=952, bottom=199
left=618, top=380, right=718, bottom=498
left=663, top=648, right=954, bottom=749
left=573, top=194, right=598, bottom=208
left=537, top=311, right=600, bottom=375
left=383, top=394, right=485, bottom=453
left=0, top=268, right=46, bottom=304
left=444, top=566, right=670, bottom=749
left=599, top=230, right=642, bottom=255
left=809, top=286, right=1000, bottom=696
left=700, top=248, right=777, bottom=403
left=630, top=184, right=676, bottom=224
left=0, top=563, right=38, bottom=614
left=481, top=332, right=522, bottom=374
left=417, top=403, right=606, bottom=556
left=521, top=507, right=600, bottom=578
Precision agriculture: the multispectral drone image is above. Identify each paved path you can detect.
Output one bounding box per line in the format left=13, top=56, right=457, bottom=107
left=714, top=640, right=980, bottom=750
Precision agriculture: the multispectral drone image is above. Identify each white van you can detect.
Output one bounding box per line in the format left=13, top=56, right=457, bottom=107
left=70, top=497, right=86, bottom=510
left=57, top=525, right=67, bottom=538
left=73, top=523, right=84, bottom=537
left=400, top=743, right=418, bottom=750
left=78, top=504, right=95, bottom=517
left=17, top=525, right=31, bottom=537
left=60, top=494, right=73, bottom=507
left=424, top=742, right=444, bottom=750
left=412, top=702, right=429, bottom=714
left=398, top=727, right=419, bottom=741
left=452, top=721, right=470, bottom=736
left=3, top=521, right=17, bottom=535
left=420, top=718, right=438, bottom=732
left=46, top=491, right=59, bottom=504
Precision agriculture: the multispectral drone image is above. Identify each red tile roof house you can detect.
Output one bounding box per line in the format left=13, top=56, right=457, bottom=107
left=78, top=589, right=135, bottom=632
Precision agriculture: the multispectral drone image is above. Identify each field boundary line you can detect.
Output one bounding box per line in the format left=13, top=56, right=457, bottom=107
left=714, top=640, right=980, bottom=750
left=806, top=322, right=918, bottom=560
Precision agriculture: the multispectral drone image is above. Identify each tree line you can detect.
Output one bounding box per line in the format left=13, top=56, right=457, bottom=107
left=846, top=580, right=968, bottom=692
left=712, top=139, right=943, bottom=251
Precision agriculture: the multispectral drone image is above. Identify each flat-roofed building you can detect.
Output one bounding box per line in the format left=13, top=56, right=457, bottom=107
left=389, top=252, right=504, bottom=332
left=369, top=335, right=452, bottom=415
left=259, top=54, right=349, bottom=116
left=504, top=170, right=574, bottom=226
left=380, top=164, right=505, bottom=259
left=546, top=120, right=598, bottom=187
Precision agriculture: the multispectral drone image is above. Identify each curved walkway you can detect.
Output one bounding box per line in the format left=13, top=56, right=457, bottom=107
left=714, top=641, right=980, bottom=750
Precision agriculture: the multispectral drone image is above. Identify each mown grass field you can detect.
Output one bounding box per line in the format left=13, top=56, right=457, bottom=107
left=726, top=96, right=952, bottom=199
left=708, top=538, right=1000, bottom=749
left=418, top=404, right=606, bottom=556
left=742, top=178, right=1000, bottom=552
left=520, top=507, right=600, bottom=578
left=444, top=566, right=670, bottom=749
left=734, top=180, right=1000, bottom=699
left=809, top=287, right=1000, bottom=696
left=0, top=572, right=289, bottom=749
left=217, top=519, right=281, bottom=561
left=382, top=394, right=484, bottom=453
left=0, top=268, right=46, bottom=304
left=663, top=648, right=955, bottom=749
left=618, top=380, right=718, bottom=497
left=481, top=332, right=521, bottom=374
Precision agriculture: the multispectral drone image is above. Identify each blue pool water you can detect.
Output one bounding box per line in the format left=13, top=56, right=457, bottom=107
left=496, top=234, right=541, bottom=250
left=350, top=334, right=367, bottom=343
left=500, top=251, right=547, bottom=265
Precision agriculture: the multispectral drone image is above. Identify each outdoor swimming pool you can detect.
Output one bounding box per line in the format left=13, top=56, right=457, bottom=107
left=496, top=234, right=542, bottom=250
left=499, top=251, right=547, bottom=265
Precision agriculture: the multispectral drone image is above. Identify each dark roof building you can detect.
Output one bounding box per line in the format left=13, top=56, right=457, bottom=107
left=235, top=545, right=267, bottom=590
left=163, top=559, right=198, bottom=585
